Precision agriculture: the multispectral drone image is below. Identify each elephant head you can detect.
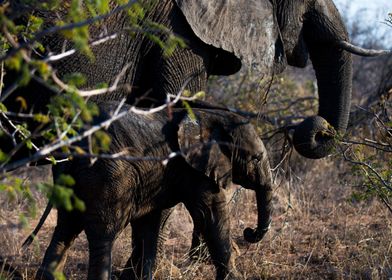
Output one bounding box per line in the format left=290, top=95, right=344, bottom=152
left=177, top=110, right=273, bottom=243
left=175, top=0, right=390, bottom=159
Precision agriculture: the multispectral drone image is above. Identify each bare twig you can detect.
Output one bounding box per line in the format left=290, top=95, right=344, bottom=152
left=264, top=96, right=317, bottom=115
left=0, top=42, right=5, bottom=97
left=1, top=25, right=31, bottom=63
left=44, top=33, right=119, bottom=62
left=44, top=24, right=173, bottom=62
left=341, top=139, right=392, bottom=153
left=0, top=68, right=38, bottom=103
left=0, top=112, right=39, bottom=151
left=341, top=146, right=392, bottom=193
left=52, top=150, right=182, bottom=164
left=50, top=61, right=132, bottom=97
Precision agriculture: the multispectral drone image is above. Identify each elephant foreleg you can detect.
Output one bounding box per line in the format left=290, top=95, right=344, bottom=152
left=121, top=210, right=171, bottom=280
left=185, top=185, right=238, bottom=280
left=86, top=237, right=114, bottom=280
left=36, top=211, right=82, bottom=280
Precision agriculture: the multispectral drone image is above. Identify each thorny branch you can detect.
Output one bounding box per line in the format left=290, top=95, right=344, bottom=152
left=337, top=94, right=392, bottom=213
left=0, top=77, right=193, bottom=174
left=341, top=139, right=392, bottom=153
left=264, top=96, right=316, bottom=115
left=340, top=144, right=392, bottom=213
left=341, top=145, right=392, bottom=193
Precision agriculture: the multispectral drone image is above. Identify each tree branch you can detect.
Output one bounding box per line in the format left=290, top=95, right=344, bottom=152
left=0, top=0, right=138, bottom=62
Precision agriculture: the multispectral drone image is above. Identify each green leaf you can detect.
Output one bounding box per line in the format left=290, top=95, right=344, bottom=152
left=0, top=102, right=8, bottom=112
left=193, top=91, right=206, bottom=99
left=73, top=197, right=86, bottom=212
left=32, top=61, right=51, bottom=80
left=26, top=139, right=33, bottom=150
left=52, top=271, right=67, bottom=280
left=0, top=149, right=9, bottom=163
left=27, top=15, right=44, bottom=34
left=33, top=113, right=50, bottom=124
left=5, top=53, right=23, bottom=71
left=92, top=130, right=111, bottom=153
left=89, top=0, right=110, bottom=14
left=127, top=2, right=145, bottom=25
left=57, top=174, right=76, bottom=187
left=20, top=64, right=32, bottom=86
left=49, top=156, right=57, bottom=165
left=63, top=72, right=87, bottom=87
left=182, top=101, right=196, bottom=121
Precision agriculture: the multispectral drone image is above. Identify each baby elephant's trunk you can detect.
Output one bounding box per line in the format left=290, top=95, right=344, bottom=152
left=241, top=151, right=273, bottom=243
left=243, top=184, right=272, bottom=243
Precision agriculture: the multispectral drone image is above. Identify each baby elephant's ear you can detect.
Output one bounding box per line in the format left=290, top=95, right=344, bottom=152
left=178, top=116, right=232, bottom=188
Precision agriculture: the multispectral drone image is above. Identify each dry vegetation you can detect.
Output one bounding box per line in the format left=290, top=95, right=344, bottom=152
left=0, top=155, right=391, bottom=279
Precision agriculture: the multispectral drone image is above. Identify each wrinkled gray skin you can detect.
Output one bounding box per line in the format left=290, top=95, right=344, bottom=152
left=35, top=103, right=273, bottom=280
left=8, top=0, right=355, bottom=159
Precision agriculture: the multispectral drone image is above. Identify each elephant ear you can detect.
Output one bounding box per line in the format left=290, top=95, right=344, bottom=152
left=174, top=0, right=286, bottom=74
left=178, top=115, right=232, bottom=188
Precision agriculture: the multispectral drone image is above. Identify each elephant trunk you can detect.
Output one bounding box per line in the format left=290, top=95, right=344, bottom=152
left=240, top=154, right=273, bottom=243
left=243, top=185, right=273, bottom=243
left=292, top=1, right=352, bottom=159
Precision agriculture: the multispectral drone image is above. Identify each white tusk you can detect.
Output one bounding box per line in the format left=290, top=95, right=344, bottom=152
left=338, top=41, right=392, bottom=57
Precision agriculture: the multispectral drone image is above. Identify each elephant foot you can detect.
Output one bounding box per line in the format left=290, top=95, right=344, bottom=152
left=215, top=255, right=239, bottom=280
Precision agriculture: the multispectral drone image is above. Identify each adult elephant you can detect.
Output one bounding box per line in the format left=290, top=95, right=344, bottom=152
left=34, top=103, right=273, bottom=280
left=5, top=0, right=388, bottom=159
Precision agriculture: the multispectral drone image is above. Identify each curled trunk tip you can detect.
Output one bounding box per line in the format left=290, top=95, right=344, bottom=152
left=293, top=116, right=337, bottom=159
left=243, top=222, right=271, bottom=243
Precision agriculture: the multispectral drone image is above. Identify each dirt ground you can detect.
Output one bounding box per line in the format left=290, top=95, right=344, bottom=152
left=0, top=159, right=391, bottom=279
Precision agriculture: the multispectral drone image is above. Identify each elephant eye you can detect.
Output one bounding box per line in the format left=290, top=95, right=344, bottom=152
left=251, top=154, right=262, bottom=162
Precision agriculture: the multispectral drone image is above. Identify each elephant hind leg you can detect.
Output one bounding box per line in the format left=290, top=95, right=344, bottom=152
left=36, top=211, right=82, bottom=280
left=121, top=210, right=170, bottom=280
left=189, top=227, right=210, bottom=262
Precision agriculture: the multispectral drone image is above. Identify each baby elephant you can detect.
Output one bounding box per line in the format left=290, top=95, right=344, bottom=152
left=36, top=102, right=273, bottom=280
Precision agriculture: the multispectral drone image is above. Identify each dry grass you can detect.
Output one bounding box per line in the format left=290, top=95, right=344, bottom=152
left=1, top=160, right=391, bottom=280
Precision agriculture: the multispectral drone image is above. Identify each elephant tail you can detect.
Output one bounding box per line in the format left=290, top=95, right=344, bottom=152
left=21, top=202, right=53, bottom=250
